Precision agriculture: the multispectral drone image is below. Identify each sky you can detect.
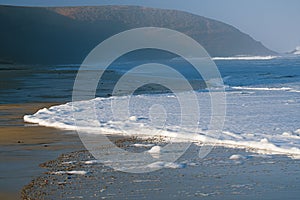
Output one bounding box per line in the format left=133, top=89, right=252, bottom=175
left=1, top=0, right=299, bottom=53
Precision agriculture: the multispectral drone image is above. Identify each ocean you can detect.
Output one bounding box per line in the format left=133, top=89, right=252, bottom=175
left=4, top=56, right=300, bottom=159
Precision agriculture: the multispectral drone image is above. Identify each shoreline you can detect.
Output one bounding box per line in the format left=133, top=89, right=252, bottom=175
left=1, top=103, right=300, bottom=199
left=22, top=143, right=300, bottom=200
left=0, top=103, right=84, bottom=199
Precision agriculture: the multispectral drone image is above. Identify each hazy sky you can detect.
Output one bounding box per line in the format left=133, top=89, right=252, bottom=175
left=1, top=0, right=299, bottom=53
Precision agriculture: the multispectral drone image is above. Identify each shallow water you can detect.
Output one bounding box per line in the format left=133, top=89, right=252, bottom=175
left=22, top=57, right=300, bottom=158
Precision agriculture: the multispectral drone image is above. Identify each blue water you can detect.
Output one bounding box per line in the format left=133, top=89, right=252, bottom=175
left=1, top=57, right=300, bottom=104
left=217, top=58, right=300, bottom=87
left=23, top=56, right=300, bottom=158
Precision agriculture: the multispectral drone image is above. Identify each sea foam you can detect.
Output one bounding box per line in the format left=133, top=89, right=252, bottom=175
left=24, top=87, right=300, bottom=159
left=212, top=56, right=278, bottom=60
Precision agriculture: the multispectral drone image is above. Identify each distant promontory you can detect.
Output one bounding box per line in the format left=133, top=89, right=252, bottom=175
left=0, top=5, right=277, bottom=64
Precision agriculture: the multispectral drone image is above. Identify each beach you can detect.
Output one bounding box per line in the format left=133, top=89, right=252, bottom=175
left=2, top=101, right=298, bottom=199
left=1, top=2, right=300, bottom=199
left=0, top=103, right=83, bottom=199
left=1, top=57, right=300, bottom=199
left=21, top=143, right=300, bottom=199
left=2, top=103, right=299, bottom=199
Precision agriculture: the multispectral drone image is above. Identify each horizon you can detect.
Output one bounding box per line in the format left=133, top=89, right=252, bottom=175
left=0, top=0, right=300, bottom=53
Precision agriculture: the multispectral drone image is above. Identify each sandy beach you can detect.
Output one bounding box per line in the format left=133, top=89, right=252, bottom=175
left=2, top=103, right=297, bottom=199
left=1, top=2, right=300, bottom=199
left=0, top=103, right=83, bottom=199
left=1, top=57, right=300, bottom=199
left=1, top=91, right=300, bottom=199
left=1, top=103, right=298, bottom=200
left=2, top=100, right=295, bottom=200
left=21, top=143, right=300, bottom=200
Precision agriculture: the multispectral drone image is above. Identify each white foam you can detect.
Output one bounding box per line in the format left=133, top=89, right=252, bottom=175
left=52, top=170, right=89, bottom=175
left=148, top=146, right=162, bottom=154
left=132, top=143, right=155, bottom=148
left=148, top=146, right=162, bottom=158
left=83, top=160, right=101, bottom=165
left=129, top=116, right=137, bottom=121
left=229, top=154, right=246, bottom=160
left=132, top=179, right=160, bottom=183
left=232, top=86, right=300, bottom=94
left=24, top=88, right=300, bottom=159
left=147, top=161, right=186, bottom=169
left=232, top=86, right=292, bottom=91
left=292, top=46, right=300, bottom=55
left=212, top=56, right=278, bottom=60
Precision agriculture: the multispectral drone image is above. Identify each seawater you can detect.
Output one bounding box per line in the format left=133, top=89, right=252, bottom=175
left=22, top=56, right=300, bottom=158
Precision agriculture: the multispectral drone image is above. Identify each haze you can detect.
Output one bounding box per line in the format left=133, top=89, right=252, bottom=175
left=1, top=0, right=299, bottom=53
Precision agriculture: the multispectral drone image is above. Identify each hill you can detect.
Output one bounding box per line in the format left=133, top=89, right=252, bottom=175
left=0, top=5, right=276, bottom=64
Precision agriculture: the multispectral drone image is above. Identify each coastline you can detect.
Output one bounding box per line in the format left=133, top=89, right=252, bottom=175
left=1, top=57, right=300, bottom=199
left=1, top=102, right=300, bottom=199
left=22, top=143, right=300, bottom=200
left=0, top=103, right=83, bottom=199
left=0, top=3, right=299, bottom=199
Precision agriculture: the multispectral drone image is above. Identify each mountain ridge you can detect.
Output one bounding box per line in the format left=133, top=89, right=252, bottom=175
left=0, top=5, right=277, bottom=64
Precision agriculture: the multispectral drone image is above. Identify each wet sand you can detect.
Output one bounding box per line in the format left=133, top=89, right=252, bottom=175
left=0, top=103, right=83, bottom=199
left=0, top=64, right=206, bottom=199
left=21, top=143, right=300, bottom=200
left=2, top=103, right=300, bottom=199
left=2, top=102, right=295, bottom=199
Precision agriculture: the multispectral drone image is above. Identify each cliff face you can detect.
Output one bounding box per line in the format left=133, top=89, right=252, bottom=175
left=0, top=5, right=276, bottom=64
